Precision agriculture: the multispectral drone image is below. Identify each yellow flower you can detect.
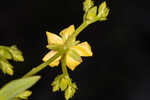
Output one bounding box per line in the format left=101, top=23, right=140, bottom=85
left=42, top=25, right=93, bottom=71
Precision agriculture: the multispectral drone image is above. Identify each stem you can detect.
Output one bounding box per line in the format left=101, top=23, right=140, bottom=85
left=65, top=21, right=88, bottom=46
left=61, top=54, right=68, bottom=76
left=23, top=50, right=65, bottom=78
left=73, top=21, right=88, bottom=38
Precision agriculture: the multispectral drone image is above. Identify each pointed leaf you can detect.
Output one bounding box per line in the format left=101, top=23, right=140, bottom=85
left=0, top=76, right=40, bottom=100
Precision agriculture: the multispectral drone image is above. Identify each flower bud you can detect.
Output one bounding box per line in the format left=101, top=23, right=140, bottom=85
left=83, top=0, right=94, bottom=12
left=98, top=1, right=110, bottom=20
left=60, top=78, right=68, bottom=91
left=86, top=6, right=97, bottom=21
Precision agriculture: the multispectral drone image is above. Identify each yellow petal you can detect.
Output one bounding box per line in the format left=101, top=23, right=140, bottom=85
left=46, top=32, right=63, bottom=45
left=60, top=25, right=75, bottom=40
left=72, top=42, right=93, bottom=57
left=42, top=50, right=61, bottom=67
left=66, top=53, right=81, bottom=71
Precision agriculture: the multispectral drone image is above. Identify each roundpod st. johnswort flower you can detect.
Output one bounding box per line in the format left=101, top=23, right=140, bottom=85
left=42, top=25, right=93, bottom=71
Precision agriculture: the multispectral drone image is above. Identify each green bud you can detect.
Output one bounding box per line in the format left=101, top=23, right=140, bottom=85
left=98, top=1, right=110, bottom=20
left=60, top=78, right=68, bottom=91
left=64, top=82, right=77, bottom=100
left=0, top=58, right=14, bottom=76
left=51, top=78, right=60, bottom=92
left=71, top=83, right=77, bottom=96
left=72, top=82, right=77, bottom=90
left=65, top=86, right=72, bottom=100
left=6, top=67, right=14, bottom=76
left=51, top=74, right=64, bottom=92
left=86, top=6, right=97, bottom=21
left=52, top=83, right=60, bottom=92
left=0, top=48, right=12, bottom=60
left=83, top=0, right=94, bottom=12
left=8, top=45, right=24, bottom=62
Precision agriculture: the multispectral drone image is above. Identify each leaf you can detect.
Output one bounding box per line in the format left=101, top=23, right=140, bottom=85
left=0, top=76, right=40, bottom=100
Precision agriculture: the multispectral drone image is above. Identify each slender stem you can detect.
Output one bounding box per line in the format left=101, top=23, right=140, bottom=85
left=23, top=50, right=65, bottom=78
left=72, top=21, right=88, bottom=38
left=65, top=21, right=88, bottom=46
left=61, top=54, right=68, bottom=76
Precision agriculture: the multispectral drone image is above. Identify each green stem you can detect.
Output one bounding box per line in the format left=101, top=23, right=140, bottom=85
left=72, top=21, right=88, bottom=38
left=23, top=50, right=65, bottom=78
left=65, top=21, right=88, bottom=46
left=61, top=54, right=68, bottom=76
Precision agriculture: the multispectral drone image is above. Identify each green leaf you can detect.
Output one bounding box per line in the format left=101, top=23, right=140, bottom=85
left=83, top=0, right=94, bottom=12
left=0, top=76, right=40, bottom=100
left=86, top=6, right=97, bottom=20
left=69, top=49, right=82, bottom=62
left=8, top=45, right=24, bottom=62
left=0, top=48, right=12, bottom=60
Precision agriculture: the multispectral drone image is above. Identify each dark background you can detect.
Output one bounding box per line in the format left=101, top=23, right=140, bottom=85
left=0, top=0, right=150, bottom=100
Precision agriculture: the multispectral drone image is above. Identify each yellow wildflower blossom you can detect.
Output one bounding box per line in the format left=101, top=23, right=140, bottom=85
left=42, top=25, right=93, bottom=71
